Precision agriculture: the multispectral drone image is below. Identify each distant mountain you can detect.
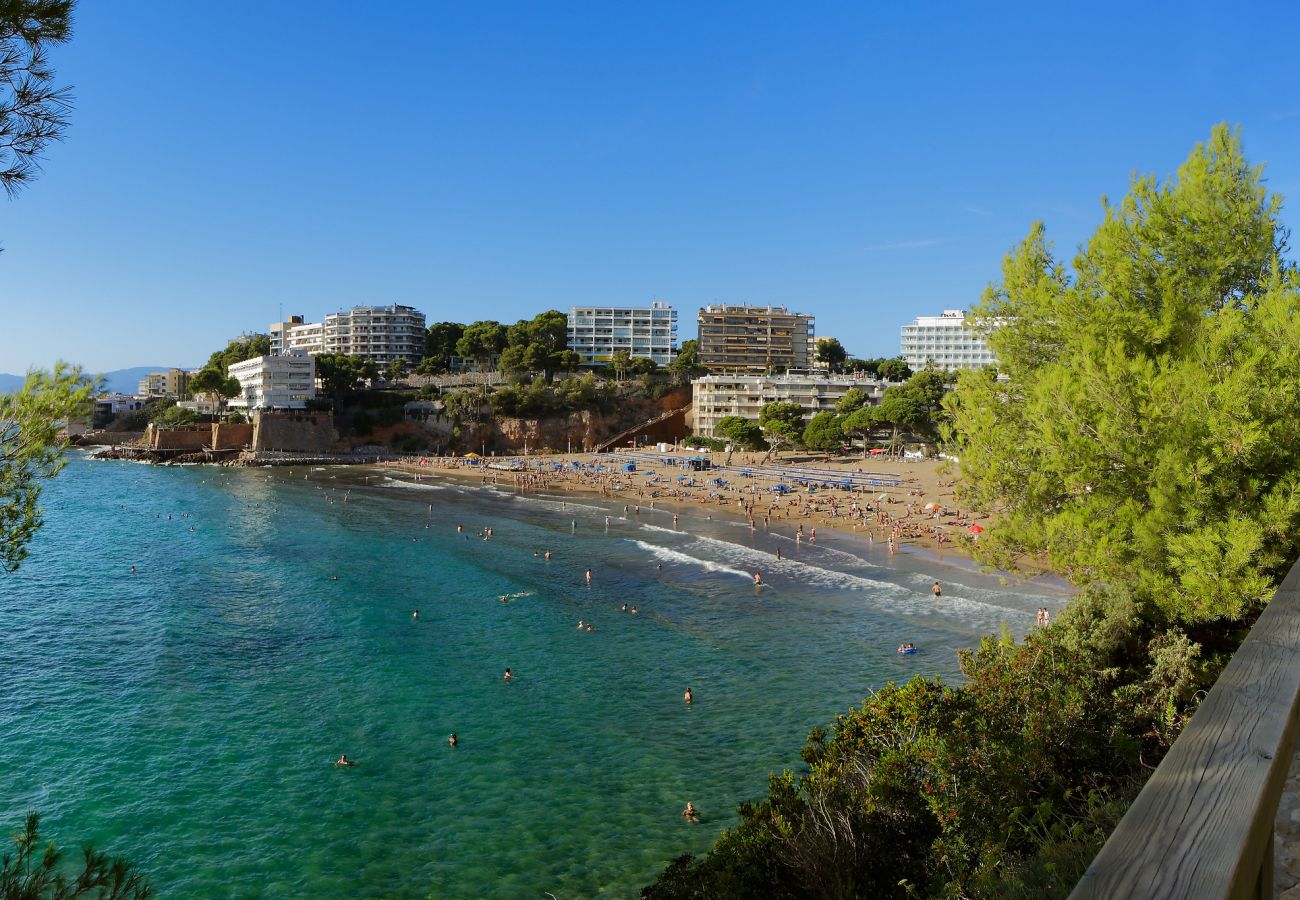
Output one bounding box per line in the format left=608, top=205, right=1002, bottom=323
left=0, top=366, right=194, bottom=396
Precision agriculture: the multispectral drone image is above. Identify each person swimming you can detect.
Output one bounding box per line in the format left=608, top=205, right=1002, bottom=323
left=585, top=568, right=592, bottom=584
left=503, top=667, right=512, bottom=682
left=753, top=572, right=762, bottom=585
left=620, top=603, right=628, bottom=611
left=630, top=605, right=637, bottom=615
left=684, top=687, right=693, bottom=704
left=412, top=609, right=419, bottom=619
left=682, top=802, right=699, bottom=822
left=545, top=550, right=552, bottom=560
left=578, top=620, right=585, bottom=629
left=448, top=733, right=458, bottom=747
left=335, top=754, right=354, bottom=767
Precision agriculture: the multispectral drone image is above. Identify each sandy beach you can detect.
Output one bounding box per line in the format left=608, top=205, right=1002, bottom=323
left=375, top=449, right=1032, bottom=578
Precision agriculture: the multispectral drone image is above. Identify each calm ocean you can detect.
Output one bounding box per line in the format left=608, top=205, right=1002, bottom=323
left=0, top=454, right=1065, bottom=898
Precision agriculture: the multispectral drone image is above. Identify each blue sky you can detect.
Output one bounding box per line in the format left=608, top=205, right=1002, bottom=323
left=3, top=1, right=1298, bottom=373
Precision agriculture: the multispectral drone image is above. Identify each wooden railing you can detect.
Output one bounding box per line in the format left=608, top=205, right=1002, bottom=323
left=1071, top=559, right=1300, bottom=899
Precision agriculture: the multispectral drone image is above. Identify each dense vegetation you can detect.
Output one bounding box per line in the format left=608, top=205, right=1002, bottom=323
left=644, top=126, right=1297, bottom=898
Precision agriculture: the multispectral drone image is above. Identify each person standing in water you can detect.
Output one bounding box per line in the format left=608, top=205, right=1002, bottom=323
left=585, top=568, right=592, bottom=585
left=684, top=687, right=693, bottom=704
left=932, top=581, right=942, bottom=598
left=753, top=571, right=762, bottom=586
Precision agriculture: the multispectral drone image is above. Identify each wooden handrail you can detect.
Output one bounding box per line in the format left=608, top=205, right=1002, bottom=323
left=1071, top=559, right=1300, bottom=899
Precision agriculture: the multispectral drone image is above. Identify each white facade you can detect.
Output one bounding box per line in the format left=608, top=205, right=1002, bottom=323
left=900, top=310, right=997, bottom=371
left=692, top=373, right=884, bottom=437
left=269, top=305, right=426, bottom=365
left=567, top=302, right=678, bottom=366
left=323, top=304, right=426, bottom=365
left=228, top=350, right=317, bottom=411
left=270, top=317, right=324, bottom=355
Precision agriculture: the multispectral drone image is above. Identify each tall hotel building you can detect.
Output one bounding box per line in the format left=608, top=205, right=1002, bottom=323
left=566, top=302, right=678, bottom=366
left=696, top=305, right=815, bottom=374
left=270, top=304, right=427, bottom=366
left=899, top=310, right=997, bottom=371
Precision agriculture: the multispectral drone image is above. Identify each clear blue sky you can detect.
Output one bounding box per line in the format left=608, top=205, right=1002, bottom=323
left=3, top=1, right=1299, bottom=373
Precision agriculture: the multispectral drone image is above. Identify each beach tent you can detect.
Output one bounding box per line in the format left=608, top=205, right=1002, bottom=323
left=621, top=463, right=636, bottom=472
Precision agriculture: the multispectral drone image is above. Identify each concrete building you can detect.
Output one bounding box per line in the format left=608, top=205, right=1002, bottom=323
left=268, top=305, right=426, bottom=366
left=900, top=310, right=998, bottom=371
left=270, top=316, right=325, bottom=355
left=692, top=373, right=883, bottom=437
left=92, top=394, right=146, bottom=428
left=696, top=305, right=815, bottom=373
left=323, top=304, right=426, bottom=365
left=567, top=302, right=678, bottom=366
left=227, top=350, right=317, bottom=411
left=137, top=368, right=191, bottom=399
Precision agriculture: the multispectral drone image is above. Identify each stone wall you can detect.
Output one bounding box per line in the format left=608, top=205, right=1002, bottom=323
left=149, top=425, right=210, bottom=450
left=252, top=412, right=340, bottom=453
left=211, top=423, right=253, bottom=450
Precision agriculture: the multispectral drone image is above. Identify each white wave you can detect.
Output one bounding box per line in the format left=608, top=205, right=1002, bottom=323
left=381, top=477, right=451, bottom=492
left=638, top=523, right=682, bottom=535
left=628, top=540, right=754, bottom=580
left=506, top=494, right=609, bottom=515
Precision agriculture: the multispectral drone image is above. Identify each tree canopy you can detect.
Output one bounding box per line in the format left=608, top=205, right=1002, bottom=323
left=420, top=321, right=465, bottom=374
left=759, top=401, right=804, bottom=459
left=946, top=124, right=1299, bottom=625
left=314, top=353, right=378, bottom=400
left=668, top=339, right=707, bottom=385
left=714, top=415, right=767, bottom=451
left=0, top=0, right=73, bottom=199
left=0, top=363, right=93, bottom=574
left=815, top=338, right=847, bottom=373
left=498, top=310, right=581, bottom=383
left=455, top=321, right=507, bottom=370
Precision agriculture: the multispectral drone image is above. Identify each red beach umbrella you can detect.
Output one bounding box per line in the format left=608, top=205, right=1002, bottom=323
left=967, top=524, right=984, bottom=534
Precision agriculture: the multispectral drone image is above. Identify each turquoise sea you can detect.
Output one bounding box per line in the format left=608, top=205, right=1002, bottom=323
left=1, top=454, right=1067, bottom=898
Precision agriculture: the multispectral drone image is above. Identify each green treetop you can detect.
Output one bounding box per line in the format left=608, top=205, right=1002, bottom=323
left=0, top=364, right=95, bottom=573
left=946, top=124, right=1299, bottom=625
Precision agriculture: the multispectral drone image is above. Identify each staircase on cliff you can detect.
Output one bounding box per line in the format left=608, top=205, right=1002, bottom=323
left=594, top=403, right=692, bottom=453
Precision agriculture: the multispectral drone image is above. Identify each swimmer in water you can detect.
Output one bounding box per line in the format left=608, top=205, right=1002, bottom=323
left=130, top=565, right=137, bottom=574
left=684, top=687, right=693, bottom=704
left=630, top=605, right=637, bottom=615
left=545, top=550, right=552, bottom=560
left=448, top=733, right=458, bottom=747
left=753, top=572, right=762, bottom=586
left=585, top=568, right=592, bottom=585
left=336, top=754, right=354, bottom=767
left=621, top=603, right=628, bottom=612
left=457, top=524, right=463, bottom=533
left=503, top=668, right=512, bottom=682
left=682, top=802, right=699, bottom=822
left=586, top=624, right=594, bottom=632
left=932, top=581, right=942, bottom=597
left=578, top=620, right=585, bottom=629
left=775, top=547, right=781, bottom=560
left=412, top=609, right=419, bottom=619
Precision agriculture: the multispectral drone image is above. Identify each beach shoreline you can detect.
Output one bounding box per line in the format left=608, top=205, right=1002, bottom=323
left=370, top=450, right=1069, bottom=595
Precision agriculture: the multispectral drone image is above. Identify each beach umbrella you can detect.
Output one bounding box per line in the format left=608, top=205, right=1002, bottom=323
left=925, top=502, right=941, bottom=511
left=464, top=452, right=481, bottom=459
left=967, top=524, right=984, bottom=534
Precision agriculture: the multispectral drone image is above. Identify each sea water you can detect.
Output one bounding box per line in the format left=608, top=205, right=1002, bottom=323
left=0, top=455, right=1067, bottom=898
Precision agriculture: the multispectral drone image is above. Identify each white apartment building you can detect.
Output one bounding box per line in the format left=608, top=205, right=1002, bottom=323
left=268, top=305, right=426, bottom=366
left=692, top=373, right=884, bottom=437
left=899, top=310, right=998, bottom=371
left=270, top=316, right=325, bottom=355
left=227, top=350, right=316, bottom=411
left=323, top=304, right=426, bottom=365
left=567, top=302, right=678, bottom=366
